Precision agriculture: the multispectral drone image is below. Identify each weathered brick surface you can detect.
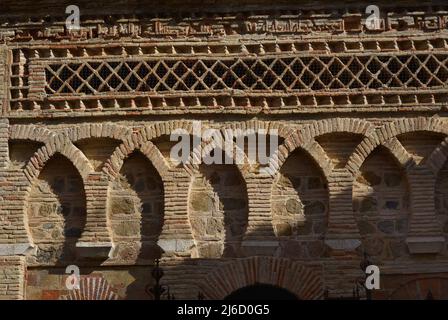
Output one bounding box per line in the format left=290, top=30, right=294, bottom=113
left=0, top=257, right=25, bottom=299
left=0, top=2, right=448, bottom=300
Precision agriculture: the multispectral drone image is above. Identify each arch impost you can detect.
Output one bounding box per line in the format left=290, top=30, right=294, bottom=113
left=157, top=239, right=195, bottom=254
left=240, top=240, right=280, bottom=256
left=406, top=236, right=445, bottom=254
left=324, top=238, right=361, bottom=251
left=0, top=243, right=35, bottom=256
left=75, top=241, right=113, bottom=259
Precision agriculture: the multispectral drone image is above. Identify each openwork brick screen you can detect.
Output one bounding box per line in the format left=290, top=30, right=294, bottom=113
left=44, top=54, right=448, bottom=95
left=7, top=33, right=448, bottom=113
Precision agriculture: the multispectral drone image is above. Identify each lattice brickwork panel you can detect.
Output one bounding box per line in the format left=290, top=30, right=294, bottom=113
left=42, top=54, right=448, bottom=95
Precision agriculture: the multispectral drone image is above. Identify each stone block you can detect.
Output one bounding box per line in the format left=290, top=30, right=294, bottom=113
left=76, top=242, right=113, bottom=259
left=406, top=236, right=445, bottom=254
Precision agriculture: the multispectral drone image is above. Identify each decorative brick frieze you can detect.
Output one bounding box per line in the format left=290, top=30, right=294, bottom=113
left=1, top=3, right=448, bottom=42
left=36, top=53, right=448, bottom=96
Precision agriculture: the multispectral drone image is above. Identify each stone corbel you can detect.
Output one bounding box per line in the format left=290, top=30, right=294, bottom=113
left=324, top=238, right=361, bottom=251
left=76, top=241, right=113, bottom=259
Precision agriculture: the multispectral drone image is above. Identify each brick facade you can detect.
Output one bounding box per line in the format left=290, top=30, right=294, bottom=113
left=0, top=0, right=448, bottom=300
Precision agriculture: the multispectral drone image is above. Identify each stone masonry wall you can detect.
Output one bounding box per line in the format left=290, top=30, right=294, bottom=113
left=190, top=164, right=248, bottom=259
left=108, top=152, right=164, bottom=264
left=353, top=148, right=410, bottom=261
left=27, top=155, right=86, bottom=266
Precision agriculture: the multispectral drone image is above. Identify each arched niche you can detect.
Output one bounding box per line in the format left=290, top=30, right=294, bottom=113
left=189, top=164, right=248, bottom=258
left=27, top=154, right=86, bottom=265
left=271, top=149, right=329, bottom=259
left=108, top=151, right=164, bottom=263
left=353, top=147, right=410, bottom=261
left=75, top=137, right=121, bottom=171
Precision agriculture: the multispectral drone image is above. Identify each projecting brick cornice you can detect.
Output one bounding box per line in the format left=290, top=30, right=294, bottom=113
left=2, top=2, right=448, bottom=118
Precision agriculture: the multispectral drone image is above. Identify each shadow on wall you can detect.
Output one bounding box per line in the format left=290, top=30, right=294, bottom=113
left=108, top=151, right=164, bottom=299
left=27, top=153, right=87, bottom=266
left=189, top=164, right=248, bottom=259
left=224, top=283, right=298, bottom=300
left=353, top=146, right=411, bottom=262
left=269, top=148, right=330, bottom=259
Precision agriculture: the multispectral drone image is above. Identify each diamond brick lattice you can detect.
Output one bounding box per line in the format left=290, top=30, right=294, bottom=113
left=44, top=54, right=448, bottom=95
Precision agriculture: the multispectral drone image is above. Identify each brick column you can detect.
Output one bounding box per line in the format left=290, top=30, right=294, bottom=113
left=0, top=119, right=34, bottom=255
left=406, top=165, right=444, bottom=254
left=0, top=119, right=7, bottom=168
left=325, top=168, right=361, bottom=251
left=0, top=256, right=26, bottom=300
left=323, top=255, right=363, bottom=298
left=76, top=172, right=113, bottom=258
left=0, top=45, right=6, bottom=115
left=0, top=170, right=33, bottom=253
left=158, top=169, right=195, bottom=255
left=242, top=173, right=278, bottom=256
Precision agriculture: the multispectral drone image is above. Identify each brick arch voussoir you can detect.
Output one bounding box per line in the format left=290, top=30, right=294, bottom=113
left=217, top=121, right=296, bottom=178
left=198, top=257, right=324, bottom=300
left=102, top=138, right=170, bottom=182
left=272, top=136, right=333, bottom=181
left=130, top=121, right=200, bottom=177
left=347, top=117, right=448, bottom=177
left=23, top=138, right=94, bottom=185
left=311, top=118, right=375, bottom=139
left=382, top=137, right=416, bottom=171
left=220, top=120, right=295, bottom=139
left=275, top=118, right=375, bottom=179
left=9, top=124, right=57, bottom=143
left=284, top=118, right=375, bottom=143
left=62, top=123, right=133, bottom=143
left=184, top=134, right=251, bottom=178
left=20, top=140, right=93, bottom=251
left=378, top=117, right=448, bottom=143
left=388, top=277, right=448, bottom=300
left=140, top=120, right=195, bottom=142
left=426, top=136, right=448, bottom=175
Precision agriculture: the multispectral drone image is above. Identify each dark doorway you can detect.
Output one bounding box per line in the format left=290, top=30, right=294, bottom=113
left=224, top=283, right=298, bottom=300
